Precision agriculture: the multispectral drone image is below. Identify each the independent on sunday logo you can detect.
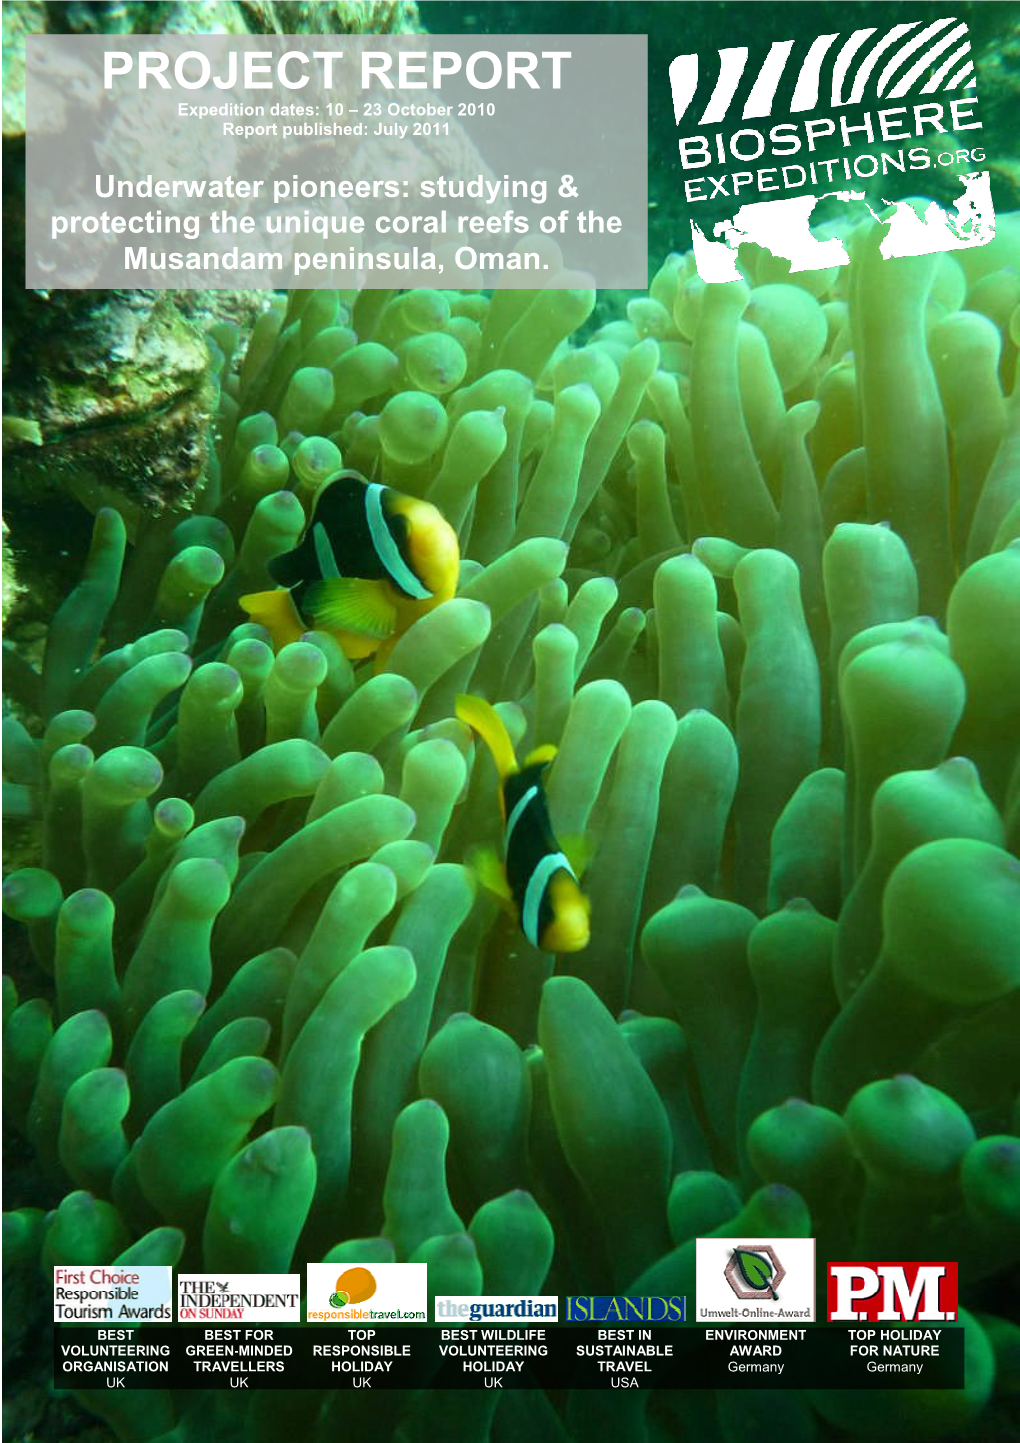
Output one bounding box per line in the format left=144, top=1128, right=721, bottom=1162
left=669, top=16, right=995, bottom=280
left=177, top=1273, right=301, bottom=1322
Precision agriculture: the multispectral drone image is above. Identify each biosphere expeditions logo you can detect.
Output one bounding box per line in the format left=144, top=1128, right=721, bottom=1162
left=305, top=1263, right=427, bottom=1322
left=696, top=1238, right=816, bottom=1321
left=668, top=15, right=995, bottom=280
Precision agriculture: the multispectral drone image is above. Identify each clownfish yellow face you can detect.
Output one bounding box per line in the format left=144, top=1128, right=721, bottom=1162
left=239, top=470, right=459, bottom=657
left=456, top=694, right=591, bottom=954
left=538, top=872, right=591, bottom=953
left=396, top=493, right=460, bottom=606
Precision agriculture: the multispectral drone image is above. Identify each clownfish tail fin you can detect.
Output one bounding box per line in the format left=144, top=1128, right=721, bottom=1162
left=455, top=694, right=519, bottom=781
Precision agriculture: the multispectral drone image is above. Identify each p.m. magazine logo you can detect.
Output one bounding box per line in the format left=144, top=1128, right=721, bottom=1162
left=306, top=1263, right=426, bottom=1322
left=668, top=16, right=994, bottom=280
left=827, top=1262, right=959, bottom=1322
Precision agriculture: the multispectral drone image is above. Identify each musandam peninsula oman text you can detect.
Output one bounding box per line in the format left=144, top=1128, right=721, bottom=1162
left=4, top=10, right=1020, bottom=1443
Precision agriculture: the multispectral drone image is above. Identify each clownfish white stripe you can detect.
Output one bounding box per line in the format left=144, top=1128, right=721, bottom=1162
left=505, top=784, right=539, bottom=849
left=521, top=850, right=574, bottom=948
left=365, top=483, right=431, bottom=600
left=313, top=521, right=341, bottom=579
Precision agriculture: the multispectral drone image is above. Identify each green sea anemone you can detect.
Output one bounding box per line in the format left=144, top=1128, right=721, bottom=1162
left=4, top=213, right=1020, bottom=1443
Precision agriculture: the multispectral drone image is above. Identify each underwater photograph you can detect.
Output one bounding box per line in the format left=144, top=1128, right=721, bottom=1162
left=2, top=1, right=1019, bottom=1441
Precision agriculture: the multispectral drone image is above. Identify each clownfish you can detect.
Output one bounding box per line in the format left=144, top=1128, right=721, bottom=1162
left=240, top=470, right=459, bottom=659
left=456, top=694, right=590, bottom=954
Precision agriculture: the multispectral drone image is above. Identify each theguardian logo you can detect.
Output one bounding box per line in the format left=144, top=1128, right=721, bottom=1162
left=667, top=16, right=994, bottom=280
left=565, top=1296, right=685, bottom=1322
left=435, top=1295, right=558, bottom=1324
left=827, top=1263, right=958, bottom=1322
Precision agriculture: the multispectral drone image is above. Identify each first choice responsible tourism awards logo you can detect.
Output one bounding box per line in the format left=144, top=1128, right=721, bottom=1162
left=53, top=1265, right=173, bottom=1322
left=669, top=15, right=995, bottom=280
left=695, top=1238, right=817, bottom=1321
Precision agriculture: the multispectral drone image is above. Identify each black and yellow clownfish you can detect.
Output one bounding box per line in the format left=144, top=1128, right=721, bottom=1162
left=240, top=470, right=459, bottom=659
left=456, top=694, right=591, bottom=954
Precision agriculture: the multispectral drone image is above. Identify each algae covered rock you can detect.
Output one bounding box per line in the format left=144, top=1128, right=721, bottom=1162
left=4, top=291, right=217, bottom=518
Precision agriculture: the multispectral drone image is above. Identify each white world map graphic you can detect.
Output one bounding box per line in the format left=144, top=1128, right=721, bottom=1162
left=690, top=170, right=995, bottom=282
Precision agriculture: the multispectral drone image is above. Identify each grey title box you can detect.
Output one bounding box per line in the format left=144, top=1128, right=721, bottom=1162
left=25, top=34, right=647, bottom=290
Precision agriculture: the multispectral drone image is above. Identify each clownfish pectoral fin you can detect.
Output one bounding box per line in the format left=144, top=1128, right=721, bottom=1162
left=303, top=577, right=397, bottom=641
left=465, top=845, right=515, bottom=912
left=239, top=589, right=306, bottom=650
left=455, top=694, right=519, bottom=782
left=522, top=742, right=558, bottom=769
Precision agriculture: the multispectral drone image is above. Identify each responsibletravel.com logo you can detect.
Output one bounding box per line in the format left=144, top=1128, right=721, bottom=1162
left=669, top=16, right=995, bottom=279
left=305, top=1263, right=427, bottom=1322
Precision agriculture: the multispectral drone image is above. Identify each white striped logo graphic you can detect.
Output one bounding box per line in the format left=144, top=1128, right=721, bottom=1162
left=670, top=18, right=974, bottom=128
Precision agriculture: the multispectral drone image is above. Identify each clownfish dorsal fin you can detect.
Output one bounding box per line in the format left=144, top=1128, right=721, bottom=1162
left=455, top=694, right=519, bottom=782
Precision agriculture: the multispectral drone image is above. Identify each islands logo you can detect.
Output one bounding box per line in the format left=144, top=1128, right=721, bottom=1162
left=564, top=1297, right=685, bottom=1323
left=305, top=1263, right=426, bottom=1323
left=435, top=1295, right=559, bottom=1324
left=668, top=17, right=995, bottom=281
left=695, top=1238, right=816, bottom=1323
left=827, top=1262, right=959, bottom=1323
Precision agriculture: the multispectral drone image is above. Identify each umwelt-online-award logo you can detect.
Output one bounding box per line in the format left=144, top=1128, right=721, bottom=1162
left=669, top=16, right=995, bottom=281
left=695, top=1238, right=817, bottom=1322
